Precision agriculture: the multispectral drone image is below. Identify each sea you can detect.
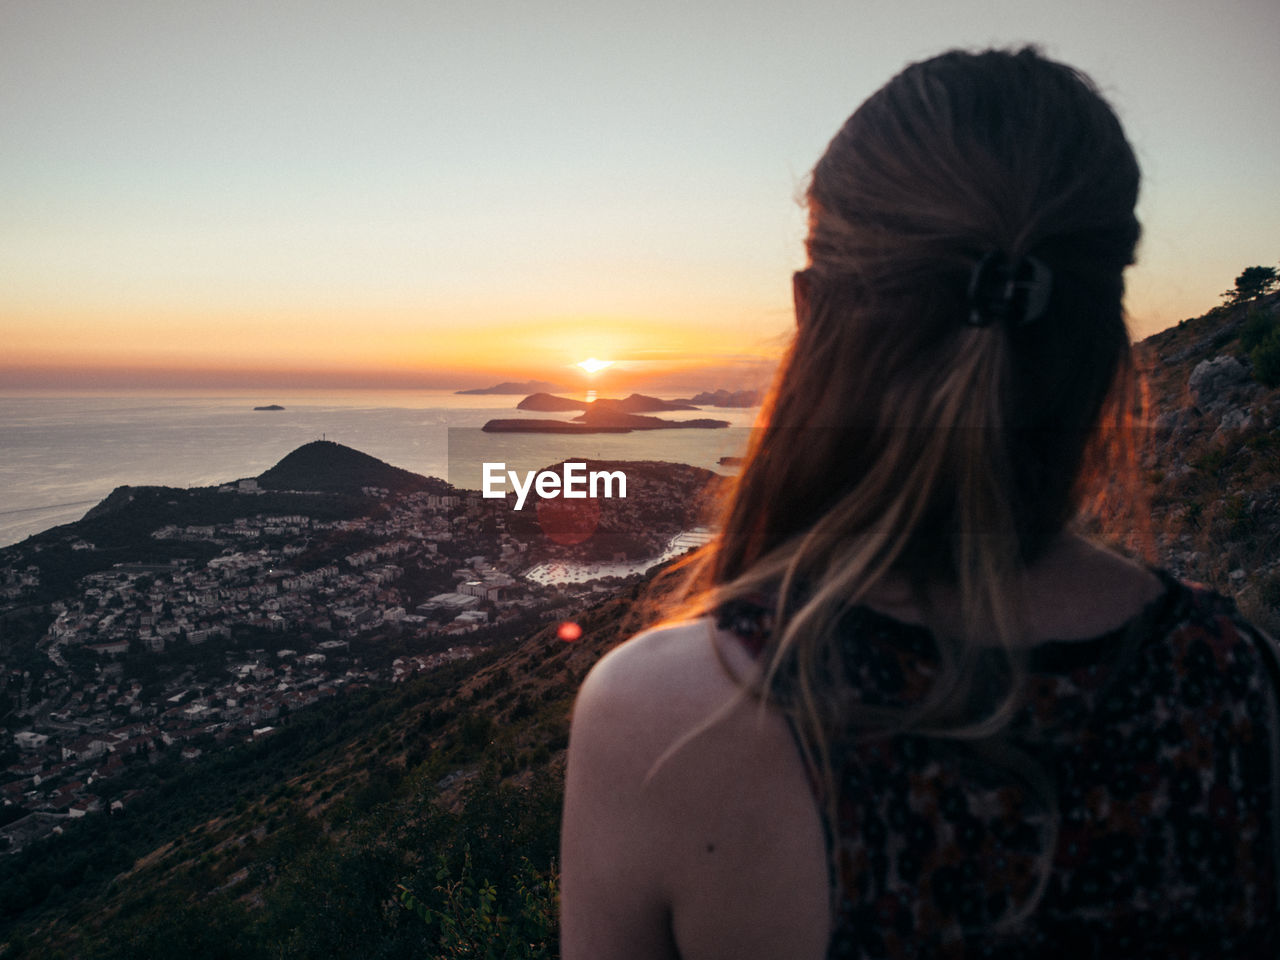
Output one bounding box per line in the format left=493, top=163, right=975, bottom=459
left=0, top=390, right=758, bottom=549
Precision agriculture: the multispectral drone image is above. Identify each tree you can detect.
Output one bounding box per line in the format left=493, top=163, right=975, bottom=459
left=1222, top=265, right=1278, bottom=305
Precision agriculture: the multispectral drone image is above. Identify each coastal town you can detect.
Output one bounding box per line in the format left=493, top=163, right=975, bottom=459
left=0, top=447, right=716, bottom=852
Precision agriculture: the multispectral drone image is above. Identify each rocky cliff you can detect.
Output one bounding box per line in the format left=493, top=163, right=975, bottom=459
left=1137, top=289, right=1280, bottom=633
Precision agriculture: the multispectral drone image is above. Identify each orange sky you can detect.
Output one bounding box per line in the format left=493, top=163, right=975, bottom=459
left=0, top=299, right=791, bottom=393
left=0, top=259, right=1244, bottom=394
left=2, top=1, right=1277, bottom=395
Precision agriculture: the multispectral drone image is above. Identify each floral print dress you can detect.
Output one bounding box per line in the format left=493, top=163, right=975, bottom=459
left=718, top=570, right=1280, bottom=959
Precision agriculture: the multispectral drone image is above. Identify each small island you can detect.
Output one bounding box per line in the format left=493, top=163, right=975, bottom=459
left=482, top=410, right=729, bottom=433
left=486, top=392, right=729, bottom=433
left=515, top=392, right=699, bottom=413
left=482, top=419, right=631, bottom=434
left=671, top=389, right=761, bottom=408
left=516, top=393, right=590, bottom=412
left=253, top=404, right=286, bottom=411
left=457, top=380, right=566, bottom=395
left=588, top=393, right=699, bottom=413
left=571, top=407, right=729, bottom=430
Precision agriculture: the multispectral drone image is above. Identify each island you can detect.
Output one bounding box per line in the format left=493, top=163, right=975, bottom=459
left=482, top=410, right=729, bottom=433
left=253, top=404, right=286, bottom=411
left=671, top=389, right=761, bottom=407
left=516, top=392, right=699, bottom=413
left=456, top=379, right=566, bottom=395
left=515, top=393, right=590, bottom=412
left=572, top=407, right=729, bottom=430
left=481, top=419, right=631, bottom=434
left=588, top=393, right=699, bottom=412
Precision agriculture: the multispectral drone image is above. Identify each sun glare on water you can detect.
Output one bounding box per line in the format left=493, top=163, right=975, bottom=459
left=576, top=358, right=613, bottom=374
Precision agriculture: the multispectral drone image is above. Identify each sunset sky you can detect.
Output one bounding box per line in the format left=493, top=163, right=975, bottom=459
left=3, top=0, right=1278, bottom=394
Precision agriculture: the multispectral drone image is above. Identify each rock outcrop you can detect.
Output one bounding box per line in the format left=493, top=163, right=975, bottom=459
left=1135, top=289, right=1280, bottom=634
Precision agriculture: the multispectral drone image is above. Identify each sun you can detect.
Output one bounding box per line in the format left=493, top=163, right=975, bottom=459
left=576, top=358, right=613, bottom=374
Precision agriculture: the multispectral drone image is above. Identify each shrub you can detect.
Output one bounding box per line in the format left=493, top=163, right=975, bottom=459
left=1240, top=308, right=1277, bottom=351
left=1250, top=329, right=1280, bottom=387
left=1193, top=448, right=1228, bottom=476
left=398, top=848, right=558, bottom=960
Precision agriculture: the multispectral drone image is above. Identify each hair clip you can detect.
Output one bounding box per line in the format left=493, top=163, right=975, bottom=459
left=966, top=252, right=1053, bottom=327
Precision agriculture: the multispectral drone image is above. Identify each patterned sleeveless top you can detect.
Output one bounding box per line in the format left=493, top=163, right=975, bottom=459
left=717, top=570, right=1280, bottom=959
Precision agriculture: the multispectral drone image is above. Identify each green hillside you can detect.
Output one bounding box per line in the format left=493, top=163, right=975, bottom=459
left=1, top=580, right=648, bottom=959
left=254, top=440, right=446, bottom=494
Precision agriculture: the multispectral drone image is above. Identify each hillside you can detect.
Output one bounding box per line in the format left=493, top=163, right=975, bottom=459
left=1134, top=288, right=1280, bottom=633
left=254, top=440, right=444, bottom=495
left=0, top=445, right=706, bottom=957
left=2, top=579, right=649, bottom=958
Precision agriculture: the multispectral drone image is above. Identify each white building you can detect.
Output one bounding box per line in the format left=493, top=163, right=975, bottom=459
left=14, top=731, right=48, bottom=751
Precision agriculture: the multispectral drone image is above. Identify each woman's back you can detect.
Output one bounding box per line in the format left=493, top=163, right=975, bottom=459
left=562, top=541, right=1280, bottom=958
left=722, top=557, right=1280, bottom=956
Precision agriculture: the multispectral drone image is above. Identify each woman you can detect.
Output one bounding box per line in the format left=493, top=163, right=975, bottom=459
left=560, top=48, right=1279, bottom=958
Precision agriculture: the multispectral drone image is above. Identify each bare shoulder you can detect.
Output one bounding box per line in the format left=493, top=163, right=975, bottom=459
left=572, top=619, right=750, bottom=740
left=564, top=619, right=763, bottom=827
left=559, top=620, right=735, bottom=959
left=562, top=620, right=829, bottom=960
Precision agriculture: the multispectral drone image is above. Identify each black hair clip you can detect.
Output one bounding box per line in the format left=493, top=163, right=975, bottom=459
left=966, top=252, right=1053, bottom=327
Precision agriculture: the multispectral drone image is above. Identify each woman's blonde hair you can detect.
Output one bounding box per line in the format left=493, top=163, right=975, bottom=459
left=658, top=46, right=1143, bottom=919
